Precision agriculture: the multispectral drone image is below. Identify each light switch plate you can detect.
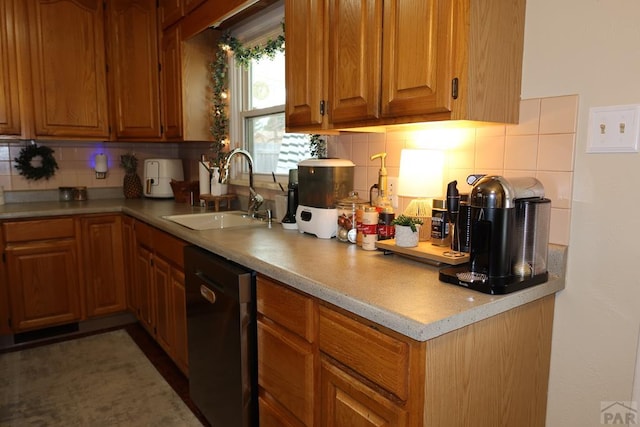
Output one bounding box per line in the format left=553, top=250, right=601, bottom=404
left=587, top=104, right=640, bottom=153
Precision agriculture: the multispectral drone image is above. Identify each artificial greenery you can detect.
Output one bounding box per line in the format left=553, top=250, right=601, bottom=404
left=210, top=28, right=285, bottom=168
left=391, top=214, right=424, bottom=232
left=14, top=143, right=59, bottom=181
left=309, top=134, right=328, bottom=158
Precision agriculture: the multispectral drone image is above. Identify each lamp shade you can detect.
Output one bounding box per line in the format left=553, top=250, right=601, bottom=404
left=397, top=149, right=444, bottom=198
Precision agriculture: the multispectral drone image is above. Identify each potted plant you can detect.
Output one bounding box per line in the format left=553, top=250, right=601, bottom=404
left=391, top=215, right=423, bottom=247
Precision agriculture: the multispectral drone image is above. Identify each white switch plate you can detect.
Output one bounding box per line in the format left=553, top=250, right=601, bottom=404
left=587, top=104, right=640, bottom=153
left=387, top=176, right=398, bottom=209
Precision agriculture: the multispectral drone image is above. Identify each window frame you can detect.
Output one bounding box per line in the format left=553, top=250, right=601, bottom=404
left=227, top=4, right=291, bottom=188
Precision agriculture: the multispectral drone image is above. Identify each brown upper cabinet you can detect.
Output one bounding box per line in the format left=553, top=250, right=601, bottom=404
left=2, top=0, right=164, bottom=141
left=26, top=0, right=110, bottom=139
left=106, top=0, right=163, bottom=140
left=0, top=0, right=21, bottom=136
left=285, top=0, right=526, bottom=132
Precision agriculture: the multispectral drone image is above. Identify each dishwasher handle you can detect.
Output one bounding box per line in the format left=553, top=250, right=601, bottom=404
left=195, top=270, right=225, bottom=304
left=199, top=284, right=216, bottom=304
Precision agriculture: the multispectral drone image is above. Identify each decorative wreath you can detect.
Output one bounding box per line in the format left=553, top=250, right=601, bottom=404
left=14, top=143, right=59, bottom=181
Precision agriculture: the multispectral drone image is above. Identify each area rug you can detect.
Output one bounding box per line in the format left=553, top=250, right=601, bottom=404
left=0, top=329, right=202, bottom=426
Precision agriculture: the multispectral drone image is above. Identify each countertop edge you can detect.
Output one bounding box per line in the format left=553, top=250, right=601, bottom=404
left=1, top=200, right=567, bottom=342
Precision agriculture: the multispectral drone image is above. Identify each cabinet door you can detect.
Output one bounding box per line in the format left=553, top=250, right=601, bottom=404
left=171, top=267, right=188, bottom=374
left=154, top=253, right=188, bottom=374
left=5, top=239, right=82, bottom=332
left=258, top=318, right=315, bottom=426
left=26, top=0, right=109, bottom=138
left=327, top=0, right=382, bottom=124
left=380, top=0, right=453, bottom=118
left=159, top=0, right=182, bottom=29
left=153, top=254, right=172, bottom=354
left=160, top=24, right=184, bottom=140
left=81, top=215, right=126, bottom=317
left=135, top=244, right=154, bottom=334
left=0, top=0, right=21, bottom=135
left=284, top=0, right=325, bottom=130
left=183, top=0, right=205, bottom=15
left=107, top=0, right=162, bottom=140
left=320, top=358, right=408, bottom=426
left=0, top=230, right=9, bottom=335
left=122, top=216, right=136, bottom=313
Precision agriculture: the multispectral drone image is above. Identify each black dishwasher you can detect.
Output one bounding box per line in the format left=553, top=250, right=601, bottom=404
left=184, top=246, right=257, bottom=427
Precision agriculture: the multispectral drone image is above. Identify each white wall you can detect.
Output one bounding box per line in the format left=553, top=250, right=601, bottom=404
left=522, top=0, right=640, bottom=425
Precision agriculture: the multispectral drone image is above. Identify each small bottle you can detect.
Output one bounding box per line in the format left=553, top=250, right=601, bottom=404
left=431, top=199, right=450, bottom=246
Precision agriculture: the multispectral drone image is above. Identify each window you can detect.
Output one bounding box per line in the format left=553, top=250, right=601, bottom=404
left=229, top=4, right=310, bottom=179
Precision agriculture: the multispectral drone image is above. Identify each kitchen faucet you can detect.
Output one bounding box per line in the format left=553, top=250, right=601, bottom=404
left=218, top=148, right=270, bottom=221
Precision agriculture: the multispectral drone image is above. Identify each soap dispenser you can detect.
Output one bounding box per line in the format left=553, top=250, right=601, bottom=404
left=370, top=152, right=393, bottom=211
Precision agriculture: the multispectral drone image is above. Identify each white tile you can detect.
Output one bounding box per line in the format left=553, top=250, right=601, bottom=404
left=475, top=136, right=505, bottom=170
left=504, top=135, right=538, bottom=171
left=536, top=171, right=573, bottom=209
left=538, top=133, right=576, bottom=172
left=539, top=94, right=579, bottom=134
left=507, top=98, right=540, bottom=136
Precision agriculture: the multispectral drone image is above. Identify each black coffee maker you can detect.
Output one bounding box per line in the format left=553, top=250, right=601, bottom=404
left=439, top=175, right=551, bottom=294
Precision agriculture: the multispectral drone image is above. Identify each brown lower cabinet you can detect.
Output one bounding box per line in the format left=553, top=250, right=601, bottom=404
left=257, top=274, right=555, bottom=426
left=1, top=215, right=128, bottom=333
left=3, top=217, right=83, bottom=332
left=131, top=219, right=188, bottom=375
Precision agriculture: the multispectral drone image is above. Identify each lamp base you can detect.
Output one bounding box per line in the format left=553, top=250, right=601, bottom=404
left=403, top=198, right=432, bottom=217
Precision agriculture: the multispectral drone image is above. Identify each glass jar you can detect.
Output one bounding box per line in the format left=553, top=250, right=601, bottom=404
left=336, top=191, right=367, bottom=243
left=59, top=187, right=73, bottom=201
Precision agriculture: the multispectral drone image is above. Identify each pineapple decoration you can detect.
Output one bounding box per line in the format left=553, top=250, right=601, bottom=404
left=120, top=153, right=143, bottom=199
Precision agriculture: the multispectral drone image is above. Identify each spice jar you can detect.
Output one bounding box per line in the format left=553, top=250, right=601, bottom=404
left=361, top=206, right=379, bottom=251
left=59, top=187, right=74, bottom=201
left=73, top=186, right=88, bottom=201
left=336, top=191, right=367, bottom=243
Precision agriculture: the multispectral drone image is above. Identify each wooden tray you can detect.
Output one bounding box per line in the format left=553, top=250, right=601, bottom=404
left=376, top=239, right=469, bottom=266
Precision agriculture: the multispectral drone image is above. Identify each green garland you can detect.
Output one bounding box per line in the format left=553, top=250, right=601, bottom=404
left=14, top=143, right=59, bottom=181
left=210, top=28, right=285, bottom=167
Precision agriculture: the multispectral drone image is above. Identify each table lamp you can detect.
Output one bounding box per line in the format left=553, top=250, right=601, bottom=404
left=397, top=149, right=444, bottom=240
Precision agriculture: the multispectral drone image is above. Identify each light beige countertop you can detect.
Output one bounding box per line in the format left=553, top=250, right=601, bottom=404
left=0, top=198, right=567, bottom=342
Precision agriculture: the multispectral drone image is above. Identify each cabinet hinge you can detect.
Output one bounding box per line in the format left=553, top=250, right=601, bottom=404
left=158, top=63, right=162, bottom=73
left=2, top=253, right=5, bottom=263
left=320, top=100, right=326, bottom=116
left=452, top=77, right=459, bottom=100
left=160, top=125, right=164, bottom=135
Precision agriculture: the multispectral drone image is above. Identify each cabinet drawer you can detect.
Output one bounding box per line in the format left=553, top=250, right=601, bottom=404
left=3, top=217, right=75, bottom=242
left=257, top=275, right=315, bottom=342
left=153, top=228, right=187, bottom=268
left=319, top=305, right=409, bottom=400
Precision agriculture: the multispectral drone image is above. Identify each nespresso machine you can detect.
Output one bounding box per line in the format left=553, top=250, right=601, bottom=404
left=439, top=175, right=551, bottom=294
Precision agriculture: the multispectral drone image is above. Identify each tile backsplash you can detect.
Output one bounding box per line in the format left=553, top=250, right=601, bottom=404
left=0, top=95, right=575, bottom=246
left=328, top=95, right=577, bottom=246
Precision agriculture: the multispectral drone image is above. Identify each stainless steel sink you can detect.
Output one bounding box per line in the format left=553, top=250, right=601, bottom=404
left=163, top=211, right=267, bottom=230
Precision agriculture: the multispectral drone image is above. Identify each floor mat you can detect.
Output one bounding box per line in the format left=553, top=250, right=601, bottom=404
left=0, top=329, right=202, bottom=426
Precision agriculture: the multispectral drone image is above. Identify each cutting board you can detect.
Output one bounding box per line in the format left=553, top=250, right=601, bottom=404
left=376, top=239, right=469, bottom=266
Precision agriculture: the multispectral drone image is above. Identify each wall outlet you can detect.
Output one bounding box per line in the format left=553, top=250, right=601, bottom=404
left=587, top=104, right=640, bottom=153
left=387, top=176, right=398, bottom=209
